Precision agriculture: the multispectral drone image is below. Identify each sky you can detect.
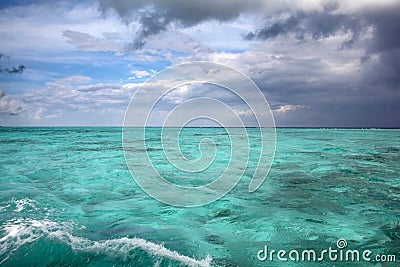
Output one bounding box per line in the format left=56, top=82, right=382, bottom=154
left=0, top=0, right=399, bottom=127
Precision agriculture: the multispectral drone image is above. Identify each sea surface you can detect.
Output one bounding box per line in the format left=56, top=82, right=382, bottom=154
left=0, top=127, right=399, bottom=266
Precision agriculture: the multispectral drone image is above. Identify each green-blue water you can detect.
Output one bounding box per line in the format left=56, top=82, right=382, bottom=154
left=1, top=127, right=399, bottom=266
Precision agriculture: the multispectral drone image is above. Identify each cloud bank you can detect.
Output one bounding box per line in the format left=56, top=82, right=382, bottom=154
left=0, top=0, right=399, bottom=127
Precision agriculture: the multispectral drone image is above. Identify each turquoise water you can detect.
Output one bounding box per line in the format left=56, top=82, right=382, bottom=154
left=0, top=127, right=399, bottom=266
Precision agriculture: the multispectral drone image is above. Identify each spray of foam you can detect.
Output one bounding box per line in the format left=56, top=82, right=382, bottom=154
left=0, top=217, right=213, bottom=267
left=13, top=198, right=37, bottom=212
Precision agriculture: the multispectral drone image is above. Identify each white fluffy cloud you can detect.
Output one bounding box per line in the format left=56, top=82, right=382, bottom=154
left=0, top=89, right=25, bottom=115
left=274, top=104, right=306, bottom=114
left=2, top=75, right=141, bottom=125
left=129, top=69, right=154, bottom=79
left=0, top=2, right=132, bottom=60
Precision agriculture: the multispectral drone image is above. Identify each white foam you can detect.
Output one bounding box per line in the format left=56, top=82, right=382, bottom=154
left=0, top=218, right=213, bottom=267
left=0, top=203, right=11, bottom=212
left=13, top=198, right=37, bottom=212
left=0, top=198, right=38, bottom=213
left=0, top=218, right=68, bottom=264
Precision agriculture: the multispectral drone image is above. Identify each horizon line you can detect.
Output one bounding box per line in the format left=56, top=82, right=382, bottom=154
left=1, top=126, right=399, bottom=129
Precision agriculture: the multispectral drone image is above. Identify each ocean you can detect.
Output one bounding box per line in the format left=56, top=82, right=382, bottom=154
left=0, top=127, right=399, bottom=266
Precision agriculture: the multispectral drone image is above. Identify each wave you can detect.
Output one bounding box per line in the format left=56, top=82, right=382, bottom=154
left=0, top=217, right=213, bottom=267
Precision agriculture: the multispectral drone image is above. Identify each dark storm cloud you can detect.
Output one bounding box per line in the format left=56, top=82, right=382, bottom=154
left=130, top=14, right=169, bottom=49
left=245, top=1, right=400, bottom=93
left=97, top=0, right=400, bottom=51
left=245, top=9, right=364, bottom=49
left=241, top=2, right=400, bottom=127
left=246, top=1, right=400, bottom=52
left=98, top=0, right=264, bottom=49
left=245, top=13, right=306, bottom=41
left=0, top=65, right=26, bottom=74
left=363, top=5, right=400, bottom=54
left=360, top=48, right=400, bottom=89
left=254, top=69, right=400, bottom=127
left=252, top=51, right=400, bottom=127
left=359, top=5, right=400, bottom=91
left=0, top=53, right=26, bottom=74
left=98, top=0, right=258, bottom=25
left=97, top=0, right=400, bottom=127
